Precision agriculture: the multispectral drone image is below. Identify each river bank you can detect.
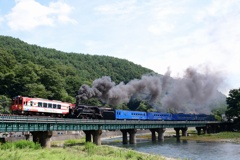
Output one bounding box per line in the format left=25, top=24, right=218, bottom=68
left=181, top=131, right=240, bottom=143
left=135, top=129, right=240, bottom=144
left=6, top=130, right=240, bottom=160
left=0, top=139, right=177, bottom=160
left=1, top=130, right=178, bottom=159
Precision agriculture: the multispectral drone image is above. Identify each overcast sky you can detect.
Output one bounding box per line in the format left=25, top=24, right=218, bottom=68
left=0, top=0, right=239, bottom=95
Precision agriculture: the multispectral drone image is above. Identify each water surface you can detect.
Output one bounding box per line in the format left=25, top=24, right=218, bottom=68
left=102, top=137, right=240, bottom=160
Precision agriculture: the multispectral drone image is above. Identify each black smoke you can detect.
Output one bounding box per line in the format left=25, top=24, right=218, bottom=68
left=160, top=66, right=224, bottom=114
left=77, top=75, right=162, bottom=106
left=76, top=66, right=224, bottom=113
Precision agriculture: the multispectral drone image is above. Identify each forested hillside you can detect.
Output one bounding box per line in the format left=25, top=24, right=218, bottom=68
left=0, top=36, right=153, bottom=105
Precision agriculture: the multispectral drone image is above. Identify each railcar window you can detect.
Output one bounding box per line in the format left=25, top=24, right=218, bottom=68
left=30, top=101, right=33, bottom=106
left=19, top=98, right=22, bottom=105
left=57, top=105, right=61, bottom=109
left=38, top=102, right=42, bottom=107
left=43, top=103, right=47, bottom=108
left=48, top=103, right=52, bottom=108
left=53, top=104, right=56, bottom=109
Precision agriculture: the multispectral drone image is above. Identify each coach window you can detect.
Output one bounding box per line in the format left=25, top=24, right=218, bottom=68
left=19, top=98, right=23, bottom=105
left=48, top=103, right=52, bottom=108
left=30, top=101, right=33, bottom=106
left=43, top=103, right=47, bottom=108
left=57, top=104, right=61, bottom=109
left=53, top=104, right=56, bottom=109
left=38, top=102, right=42, bottom=107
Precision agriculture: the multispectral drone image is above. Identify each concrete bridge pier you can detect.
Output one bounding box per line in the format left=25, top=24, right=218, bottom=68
left=23, top=131, right=30, bottom=140
left=181, top=128, right=188, bottom=137
left=174, top=128, right=181, bottom=141
left=120, top=130, right=128, bottom=144
left=174, top=128, right=180, bottom=137
left=83, top=130, right=92, bottom=142
left=196, top=127, right=202, bottom=135
left=203, top=127, right=207, bottom=134
left=120, top=129, right=137, bottom=144
left=206, top=124, right=220, bottom=134
left=83, top=130, right=102, bottom=145
left=92, top=130, right=102, bottom=145
left=31, top=131, right=52, bottom=148
left=150, top=129, right=157, bottom=142
left=150, top=128, right=166, bottom=141
left=129, top=129, right=137, bottom=144
left=157, top=128, right=166, bottom=141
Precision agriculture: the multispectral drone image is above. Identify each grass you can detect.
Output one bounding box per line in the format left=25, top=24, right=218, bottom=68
left=0, top=140, right=41, bottom=150
left=181, top=132, right=240, bottom=143
left=0, top=140, right=171, bottom=160
left=64, top=138, right=85, bottom=146
left=136, top=134, right=152, bottom=139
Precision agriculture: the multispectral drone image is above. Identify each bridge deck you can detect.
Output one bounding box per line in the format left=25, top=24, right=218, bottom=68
left=0, top=115, right=221, bottom=132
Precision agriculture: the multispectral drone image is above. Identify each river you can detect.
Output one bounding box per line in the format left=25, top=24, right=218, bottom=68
left=102, top=137, right=240, bottom=160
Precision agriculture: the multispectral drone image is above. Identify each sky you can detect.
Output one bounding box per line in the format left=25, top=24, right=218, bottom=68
left=0, top=0, right=240, bottom=95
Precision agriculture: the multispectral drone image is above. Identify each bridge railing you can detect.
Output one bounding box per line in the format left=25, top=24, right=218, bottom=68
left=0, top=115, right=221, bottom=125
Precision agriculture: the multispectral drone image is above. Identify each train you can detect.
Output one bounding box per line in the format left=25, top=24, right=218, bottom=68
left=11, top=96, right=75, bottom=117
left=101, top=110, right=215, bottom=121
left=11, top=95, right=110, bottom=119
left=10, top=96, right=215, bottom=121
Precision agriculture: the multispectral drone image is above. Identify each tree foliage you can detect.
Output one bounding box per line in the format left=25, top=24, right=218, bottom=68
left=226, top=88, right=240, bottom=120
left=0, top=36, right=153, bottom=106
left=0, top=95, right=11, bottom=113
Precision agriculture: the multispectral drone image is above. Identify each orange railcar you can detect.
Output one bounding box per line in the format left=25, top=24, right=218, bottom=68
left=11, top=96, right=75, bottom=117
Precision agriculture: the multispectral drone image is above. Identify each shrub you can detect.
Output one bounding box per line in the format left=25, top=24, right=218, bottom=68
left=0, top=142, right=14, bottom=150
left=84, top=142, right=96, bottom=155
left=0, top=140, right=41, bottom=150
left=64, top=139, right=78, bottom=146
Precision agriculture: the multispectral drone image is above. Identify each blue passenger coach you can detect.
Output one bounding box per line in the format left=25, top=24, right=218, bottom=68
left=115, top=110, right=147, bottom=120
left=172, top=113, right=196, bottom=121
left=147, top=112, right=172, bottom=120
left=195, top=114, right=208, bottom=121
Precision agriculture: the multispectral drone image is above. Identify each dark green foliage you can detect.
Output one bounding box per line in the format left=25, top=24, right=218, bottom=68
left=0, top=36, right=152, bottom=105
left=226, top=88, right=240, bottom=120
left=127, top=99, right=156, bottom=112
left=211, top=104, right=227, bottom=121
left=0, top=95, right=11, bottom=113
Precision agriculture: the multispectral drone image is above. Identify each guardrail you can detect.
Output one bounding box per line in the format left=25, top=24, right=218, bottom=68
left=0, top=114, right=221, bottom=124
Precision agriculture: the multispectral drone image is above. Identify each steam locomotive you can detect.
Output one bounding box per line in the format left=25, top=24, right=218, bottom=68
left=10, top=96, right=215, bottom=121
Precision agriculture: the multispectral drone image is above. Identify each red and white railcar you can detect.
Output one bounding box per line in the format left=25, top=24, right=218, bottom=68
left=11, top=96, right=75, bottom=117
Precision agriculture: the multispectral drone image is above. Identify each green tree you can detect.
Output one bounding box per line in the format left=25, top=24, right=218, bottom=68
left=0, top=95, right=11, bottom=113
left=136, top=101, right=148, bottom=111
left=0, top=35, right=153, bottom=103
left=226, top=88, right=240, bottom=120
left=211, top=104, right=227, bottom=121
left=22, top=83, right=50, bottom=98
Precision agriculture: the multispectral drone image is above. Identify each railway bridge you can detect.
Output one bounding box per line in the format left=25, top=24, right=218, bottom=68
left=0, top=115, right=231, bottom=147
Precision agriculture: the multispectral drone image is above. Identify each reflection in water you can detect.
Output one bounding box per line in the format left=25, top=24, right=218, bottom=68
left=102, top=137, right=240, bottom=160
